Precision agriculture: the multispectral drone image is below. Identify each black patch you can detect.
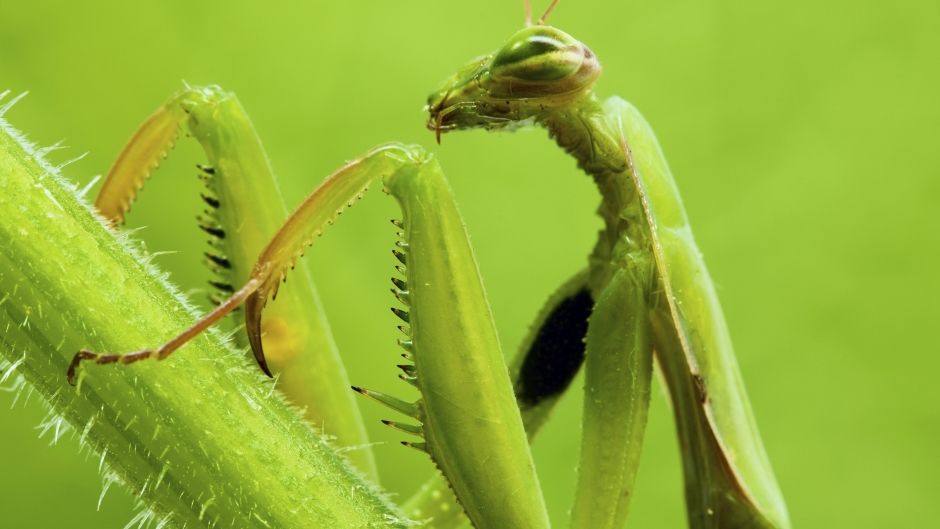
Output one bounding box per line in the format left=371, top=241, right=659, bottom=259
left=515, top=288, right=593, bottom=407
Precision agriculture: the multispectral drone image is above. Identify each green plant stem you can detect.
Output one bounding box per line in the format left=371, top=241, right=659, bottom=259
left=0, top=114, right=406, bottom=528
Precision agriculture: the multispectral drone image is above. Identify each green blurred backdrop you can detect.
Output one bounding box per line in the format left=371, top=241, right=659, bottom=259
left=2, top=1, right=938, bottom=527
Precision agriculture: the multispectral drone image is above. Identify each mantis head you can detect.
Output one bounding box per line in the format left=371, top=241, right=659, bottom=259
left=426, top=25, right=601, bottom=142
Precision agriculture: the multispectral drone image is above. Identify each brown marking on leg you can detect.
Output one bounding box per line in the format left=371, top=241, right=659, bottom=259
left=119, top=350, right=156, bottom=365
left=96, top=354, right=121, bottom=365
left=67, top=350, right=97, bottom=386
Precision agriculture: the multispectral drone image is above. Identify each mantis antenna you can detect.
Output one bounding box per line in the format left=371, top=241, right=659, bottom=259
left=524, top=0, right=560, bottom=26
left=538, top=0, right=560, bottom=24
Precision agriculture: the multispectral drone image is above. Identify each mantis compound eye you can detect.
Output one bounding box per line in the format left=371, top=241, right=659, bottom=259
left=424, top=26, right=601, bottom=136
left=491, top=26, right=593, bottom=83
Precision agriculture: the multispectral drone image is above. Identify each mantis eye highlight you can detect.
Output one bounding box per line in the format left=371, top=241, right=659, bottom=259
left=492, top=26, right=586, bottom=82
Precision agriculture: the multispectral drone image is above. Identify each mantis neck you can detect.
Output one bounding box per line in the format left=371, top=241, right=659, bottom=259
left=538, top=95, right=653, bottom=294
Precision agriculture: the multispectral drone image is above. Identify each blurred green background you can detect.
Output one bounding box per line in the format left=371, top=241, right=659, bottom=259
left=2, top=0, right=938, bottom=527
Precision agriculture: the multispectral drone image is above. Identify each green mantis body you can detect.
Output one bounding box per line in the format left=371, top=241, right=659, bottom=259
left=68, top=14, right=790, bottom=529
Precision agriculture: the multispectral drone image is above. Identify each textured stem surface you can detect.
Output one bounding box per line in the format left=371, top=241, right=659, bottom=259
left=0, top=112, right=405, bottom=528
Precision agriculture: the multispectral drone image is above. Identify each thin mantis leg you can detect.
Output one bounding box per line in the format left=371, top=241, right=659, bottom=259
left=84, top=85, right=377, bottom=477
left=70, top=142, right=404, bottom=379
left=68, top=278, right=261, bottom=383
left=75, top=142, right=553, bottom=529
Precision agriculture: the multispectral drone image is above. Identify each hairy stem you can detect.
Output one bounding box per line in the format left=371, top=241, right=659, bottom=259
left=0, top=109, right=406, bottom=528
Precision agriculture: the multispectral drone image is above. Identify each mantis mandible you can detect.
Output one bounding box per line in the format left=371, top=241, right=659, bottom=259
left=67, top=2, right=790, bottom=528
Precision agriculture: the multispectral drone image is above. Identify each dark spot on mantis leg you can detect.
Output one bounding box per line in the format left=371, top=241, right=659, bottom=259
left=692, top=372, right=708, bottom=405
left=201, top=193, right=221, bottom=209
left=515, top=288, right=593, bottom=408
left=209, top=281, right=235, bottom=293
left=67, top=350, right=98, bottom=385
left=205, top=252, right=231, bottom=269
left=391, top=307, right=410, bottom=323
left=199, top=224, right=226, bottom=239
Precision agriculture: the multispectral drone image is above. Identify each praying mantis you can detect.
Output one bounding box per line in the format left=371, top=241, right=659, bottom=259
left=65, top=2, right=791, bottom=528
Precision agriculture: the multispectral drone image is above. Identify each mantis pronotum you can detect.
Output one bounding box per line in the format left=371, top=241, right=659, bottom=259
left=67, top=3, right=790, bottom=528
